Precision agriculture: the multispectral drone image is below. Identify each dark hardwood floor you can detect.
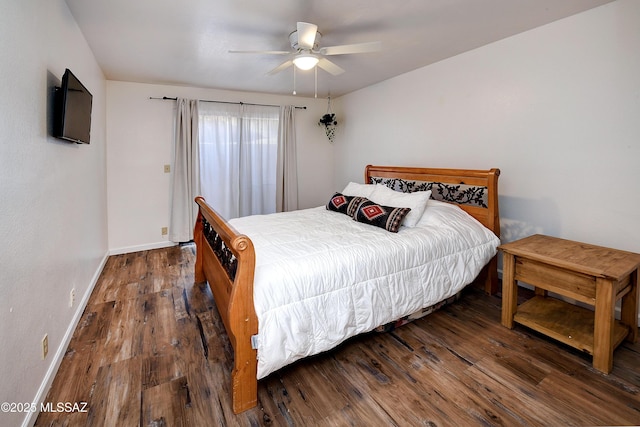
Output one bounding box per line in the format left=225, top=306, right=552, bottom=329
left=36, top=244, right=640, bottom=426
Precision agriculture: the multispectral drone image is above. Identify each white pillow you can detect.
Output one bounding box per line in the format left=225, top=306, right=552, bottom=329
left=341, top=181, right=376, bottom=198
left=369, top=185, right=432, bottom=228
left=416, top=199, right=466, bottom=228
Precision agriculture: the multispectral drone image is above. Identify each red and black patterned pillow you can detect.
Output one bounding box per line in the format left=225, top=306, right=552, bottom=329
left=326, top=193, right=368, bottom=217
left=353, top=200, right=411, bottom=233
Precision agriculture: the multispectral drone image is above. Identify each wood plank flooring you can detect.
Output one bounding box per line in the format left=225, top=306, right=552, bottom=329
left=35, top=244, right=640, bottom=426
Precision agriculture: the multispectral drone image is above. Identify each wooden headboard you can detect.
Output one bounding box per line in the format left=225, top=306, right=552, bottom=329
left=364, top=165, right=501, bottom=238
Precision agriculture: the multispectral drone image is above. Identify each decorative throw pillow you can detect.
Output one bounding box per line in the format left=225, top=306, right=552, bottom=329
left=369, top=185, right=432, bottom=228
left=353, top=200, right=411, bottom=233
left=326, top=193, right=368, bottom=217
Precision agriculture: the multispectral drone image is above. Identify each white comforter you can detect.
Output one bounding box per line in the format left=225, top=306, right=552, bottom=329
left=229, top=200, right=500, bottom=379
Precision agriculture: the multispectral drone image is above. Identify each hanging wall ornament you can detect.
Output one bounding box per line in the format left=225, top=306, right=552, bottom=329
left=318, top=97, right=337, bottom=143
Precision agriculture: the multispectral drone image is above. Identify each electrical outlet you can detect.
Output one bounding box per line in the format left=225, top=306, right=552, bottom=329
left=42, top=334, right=48, bottom=359
left=70, top=288, right=75, bottom=308
left=164, top=164, right=170, bottom=173
left=161, top=227, right=168, bottom=236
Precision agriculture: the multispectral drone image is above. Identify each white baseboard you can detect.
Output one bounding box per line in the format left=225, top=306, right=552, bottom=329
left=109, top=240, right=177, bottom=255
left=22, top=251, right=110, bottom=427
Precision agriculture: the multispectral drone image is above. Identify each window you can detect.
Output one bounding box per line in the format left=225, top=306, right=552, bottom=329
left=198, top=103, right=280, bottom=220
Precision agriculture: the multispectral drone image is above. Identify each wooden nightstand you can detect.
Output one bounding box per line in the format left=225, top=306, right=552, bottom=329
left=499, top=234, right=640, bottom=374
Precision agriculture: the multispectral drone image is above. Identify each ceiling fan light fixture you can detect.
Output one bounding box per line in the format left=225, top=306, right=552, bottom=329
left=293, top=53, right=319, bottom=70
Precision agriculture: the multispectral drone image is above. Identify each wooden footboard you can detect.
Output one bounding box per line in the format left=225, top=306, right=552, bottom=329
left=193, top=196, right=258, bottom=414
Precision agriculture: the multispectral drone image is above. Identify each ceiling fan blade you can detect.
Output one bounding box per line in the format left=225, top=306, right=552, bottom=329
left=267, top=59, right=293, bottom=75
left=228, top=50, right=291, bottom=55
left=319, top=41, right=381, bottom=56
left=317, top=58, right=345, bottom=76
left=297, top=22, right=318, bottom=50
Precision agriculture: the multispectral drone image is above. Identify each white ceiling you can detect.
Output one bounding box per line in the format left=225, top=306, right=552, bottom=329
left=65, top=0, right=613, bottom=99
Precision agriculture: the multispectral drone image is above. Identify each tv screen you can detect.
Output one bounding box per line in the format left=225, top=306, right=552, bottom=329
left=54, top=69, right=93, bottom=144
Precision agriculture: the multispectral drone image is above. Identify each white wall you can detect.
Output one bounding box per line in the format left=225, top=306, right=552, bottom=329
left=106, top=81, right=335, bottom=253
left=0, top=1, right=108, bottom=426
left=336, top=0, right=640, bottom=254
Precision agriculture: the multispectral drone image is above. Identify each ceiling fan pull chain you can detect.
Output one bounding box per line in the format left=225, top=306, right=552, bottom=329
left=292, top=66, right=297, bottom=95
left=314, top=67, right=318, bottom=99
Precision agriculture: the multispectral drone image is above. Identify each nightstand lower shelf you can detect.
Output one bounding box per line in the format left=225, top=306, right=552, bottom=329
left=514, top=296, right=629, bottom=355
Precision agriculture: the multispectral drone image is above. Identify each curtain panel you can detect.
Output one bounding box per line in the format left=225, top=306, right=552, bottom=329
left=199, top=103, right=280, bottom=219
left=169, top=98, right=201, bottom=243
left=276, top=105, right=298, bottom=212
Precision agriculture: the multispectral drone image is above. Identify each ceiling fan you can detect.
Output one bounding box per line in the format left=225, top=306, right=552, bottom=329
left=229, top=22, right=381, bottom=76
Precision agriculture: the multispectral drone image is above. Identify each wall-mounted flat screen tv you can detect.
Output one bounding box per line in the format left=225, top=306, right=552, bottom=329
left=54, top=68, right=92, bottom=144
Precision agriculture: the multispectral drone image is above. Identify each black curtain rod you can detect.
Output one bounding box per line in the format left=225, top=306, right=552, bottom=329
left=149, top=96, right=306, bottom=109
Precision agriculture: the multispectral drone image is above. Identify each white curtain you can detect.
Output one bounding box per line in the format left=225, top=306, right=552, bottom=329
left=169, top=98, right=200, bottom=242
left=276, top=105, right=298, bottom=212
left=199, top=102, right=279, bottom=219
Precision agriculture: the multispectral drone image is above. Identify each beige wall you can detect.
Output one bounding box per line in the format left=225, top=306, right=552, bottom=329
left=0, top=1, right=108, bottom=426
left=106, top=81, right=336, bottom=253
left=336, top=0, right=640, bottom=254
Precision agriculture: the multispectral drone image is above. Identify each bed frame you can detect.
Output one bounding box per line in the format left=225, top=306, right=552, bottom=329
left=194, top=165, right=500, bottom=414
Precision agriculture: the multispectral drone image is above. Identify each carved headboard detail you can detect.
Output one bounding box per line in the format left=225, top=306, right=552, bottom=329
left=369, top=177, right=489, bottom=208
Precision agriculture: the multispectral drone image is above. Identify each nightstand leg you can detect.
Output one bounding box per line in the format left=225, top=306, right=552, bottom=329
left=593, top=278, right=615, bottom=374
left=620, top=268, right=638, bottom=343
left=501, top=253, right=517, bottom=328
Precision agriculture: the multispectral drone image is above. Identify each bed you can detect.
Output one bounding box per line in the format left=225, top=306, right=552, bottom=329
left=194, top=165, right=501, bottom=413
